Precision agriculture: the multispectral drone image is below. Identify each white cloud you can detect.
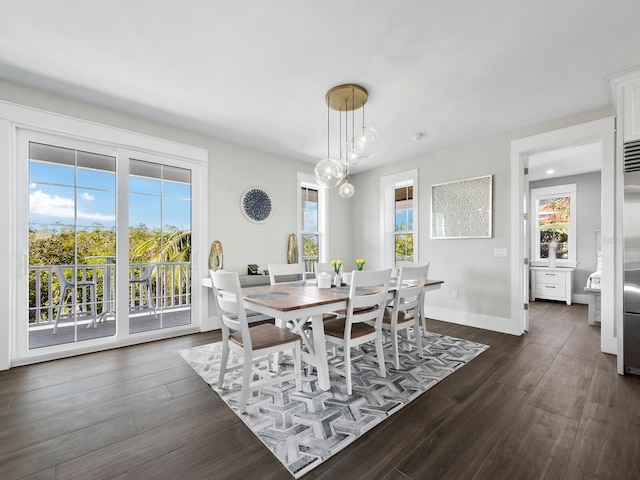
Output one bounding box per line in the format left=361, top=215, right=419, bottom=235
left=29, top=183, right=37, bottom=189
left=30, top=190, right=114, bottom=222
left=81, top=192, right=95, bottom=201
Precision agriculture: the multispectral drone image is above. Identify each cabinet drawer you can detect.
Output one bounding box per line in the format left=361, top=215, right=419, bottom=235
left=536, top=283, right=564, bottom=297
left=536, top=271, right=565, bottom=285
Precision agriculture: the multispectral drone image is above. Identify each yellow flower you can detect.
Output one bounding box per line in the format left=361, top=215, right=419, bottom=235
left=331, top=259, right=342, bottom=274
left=356, top=258, right=365, bottom=270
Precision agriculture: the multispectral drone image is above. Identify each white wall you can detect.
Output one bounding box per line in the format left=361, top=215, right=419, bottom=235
left=0, top=77, right=616, bottom=353
left=350, top=107, right=613, bottom=335
left=0, top=79, right=352, bottom=367
left=0, top=78, right=356, bottom=271
left=530, top=171, right=602, bottom=298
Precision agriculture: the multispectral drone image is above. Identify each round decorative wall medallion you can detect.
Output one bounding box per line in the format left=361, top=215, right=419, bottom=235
left=241, top=187, right=273, bottom=223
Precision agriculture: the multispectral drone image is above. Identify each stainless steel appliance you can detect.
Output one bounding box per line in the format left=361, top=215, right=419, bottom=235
left=623, top=140, right=640, bottom=375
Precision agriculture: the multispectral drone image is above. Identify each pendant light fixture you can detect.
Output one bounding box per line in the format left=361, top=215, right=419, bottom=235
left=339, top=96, right=354, bottom=198
left=314, top=83, right=378, bottom=197
left=313, top=95, right=344, bottom=188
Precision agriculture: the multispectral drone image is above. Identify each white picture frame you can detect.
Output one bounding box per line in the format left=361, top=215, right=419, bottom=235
left=431, top=175, right=492, bottom=239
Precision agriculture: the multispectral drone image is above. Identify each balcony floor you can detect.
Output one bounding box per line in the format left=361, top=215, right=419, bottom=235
left=28, top=307, right=191, bottom=350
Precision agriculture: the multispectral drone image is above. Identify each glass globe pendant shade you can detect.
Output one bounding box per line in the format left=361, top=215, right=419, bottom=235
left=355, top=125, right=379, bottom=159
left=314, top=157, right=344, bottom=188
left=345, top=140, right=366, bottom=167
left=339, top=180, right=355, bottom=198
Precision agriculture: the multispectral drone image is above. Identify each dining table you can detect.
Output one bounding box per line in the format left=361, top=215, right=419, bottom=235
left=242, top=278, right=444, bottom=391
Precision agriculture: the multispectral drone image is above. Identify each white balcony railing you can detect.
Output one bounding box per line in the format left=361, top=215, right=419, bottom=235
left=29, top=262, right=192, bottom=327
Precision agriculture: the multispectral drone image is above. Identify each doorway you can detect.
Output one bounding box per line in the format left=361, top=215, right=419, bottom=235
left=527, top=142, right=602, bottom=329
left=510, top=117, right=617, bottom=357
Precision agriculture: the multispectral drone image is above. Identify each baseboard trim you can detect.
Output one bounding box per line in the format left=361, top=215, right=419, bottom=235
left=572, top=293, right=588, bottom=305
left=424, top=305, right=522, bottom=336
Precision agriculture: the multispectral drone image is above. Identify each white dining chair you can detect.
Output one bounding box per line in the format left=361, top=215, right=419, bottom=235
left=268, top=262, right=321, bottom=365
left=323, top=268, right=392, bottom=395
left=313, top=262, right=334, bottom=277
left=52, top=265, right=97, bottom=333
left=210, top=270, right=302, bottom=414
left=268, top=263, right=306, bottom=285
left=396, top=261, right=430, bottom=335
left=129, top=263, right=157, bottom=318
left=382, top=264, right=428, bottom=369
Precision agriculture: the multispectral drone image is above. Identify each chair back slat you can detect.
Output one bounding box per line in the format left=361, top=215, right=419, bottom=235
left=268, top=263, right=306, bottom=285
left=393, top=264, right=429, bottom=317
left=346, top=268, right=392, bottom=328
left=209, top=270, right=252, bottom=349
left=313, top=262, right=334, bottom=276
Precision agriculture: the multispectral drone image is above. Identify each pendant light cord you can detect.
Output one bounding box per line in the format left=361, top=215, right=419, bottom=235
left=352, top=88, right=355, bottom=150
left=327, top=94, right=330, bottom=158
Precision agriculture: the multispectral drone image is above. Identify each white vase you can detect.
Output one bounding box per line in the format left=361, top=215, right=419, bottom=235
left=334, top=273, right=342, bottom=286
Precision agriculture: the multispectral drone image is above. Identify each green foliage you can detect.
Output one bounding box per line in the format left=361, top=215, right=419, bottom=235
left=395, top=233, right=413, bottom=260
left=303, top=234, right=319, bottom=259
left=28, top=226, right=191, bottom=322
left=29, top=227, right=116, bottom=267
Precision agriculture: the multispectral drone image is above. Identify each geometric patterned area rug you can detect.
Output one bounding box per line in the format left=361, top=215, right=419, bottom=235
left=179, top=331, right=488, bottom=478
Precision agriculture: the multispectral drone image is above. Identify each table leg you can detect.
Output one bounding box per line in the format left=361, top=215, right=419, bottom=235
left=311, top=313, right=330, bottom=390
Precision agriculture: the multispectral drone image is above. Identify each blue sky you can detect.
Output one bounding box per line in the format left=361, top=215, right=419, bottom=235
left=29, top=161, right=191, bottom=230
left=303, top=201, right=317, bottom=231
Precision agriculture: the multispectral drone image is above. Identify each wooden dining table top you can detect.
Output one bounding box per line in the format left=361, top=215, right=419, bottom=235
left=242, top=279, right=444, bottom=313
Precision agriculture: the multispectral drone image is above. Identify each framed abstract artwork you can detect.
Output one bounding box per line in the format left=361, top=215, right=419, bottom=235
left=431, top=175, right=492, bottom=239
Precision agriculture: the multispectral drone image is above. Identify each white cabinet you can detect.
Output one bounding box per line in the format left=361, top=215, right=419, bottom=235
left=530, top=267, right=574, bottom=305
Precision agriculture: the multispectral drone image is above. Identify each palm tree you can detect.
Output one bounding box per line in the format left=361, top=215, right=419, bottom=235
left=131, top=228, right=191, bottom=304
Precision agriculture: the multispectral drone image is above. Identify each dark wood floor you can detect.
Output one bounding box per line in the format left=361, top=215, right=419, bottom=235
left=1, top=301, right=638, bottom=479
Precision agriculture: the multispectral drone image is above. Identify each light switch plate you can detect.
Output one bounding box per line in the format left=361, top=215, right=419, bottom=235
left=494, top=248, right=508, bottom=258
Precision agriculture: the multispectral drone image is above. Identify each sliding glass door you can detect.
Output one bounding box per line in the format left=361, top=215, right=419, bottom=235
left=128, top=159, right=192, bottom=334
left=16, top=129, right=199, bottom=360
left=27, top=140, right=117, bottom=349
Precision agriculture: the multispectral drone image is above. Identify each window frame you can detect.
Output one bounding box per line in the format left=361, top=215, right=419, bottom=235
left=380, top=169, right=419, bottom=269
left=530, top=183, right=577, bottom=267
left=297, top=172, right=327, bottom=272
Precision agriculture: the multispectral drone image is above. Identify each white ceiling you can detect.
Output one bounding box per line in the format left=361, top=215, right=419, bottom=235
left=528, top=141, right=603, bottom=182
left=1, top=1, right=639, bottom=172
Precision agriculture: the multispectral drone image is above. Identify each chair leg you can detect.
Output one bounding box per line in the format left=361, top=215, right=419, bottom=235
left=273, top=318, right=285, bottom=364
left=239, top=351, right=253, bottom=414
left=375, top=334, right=387, bottom=378
left=87, top=285, right=97, bottom=329
left=293, top=341, right=302, bottom=391
left=414, top=319, right=424, bottom=358
left=53, top=286, right=70, bottom=334
left=146, top=280, right=157, bottom=318
left=391, top=326, right=400, bottom=370
left=344, top=343, right=352, bottom=395
left=218, top=338, right=230, bottom=389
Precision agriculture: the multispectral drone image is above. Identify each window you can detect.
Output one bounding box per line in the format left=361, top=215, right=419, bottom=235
left=395, top=184, right=414, bottom=263
left=530, top=183, right=577, bottom=266
left=301, top=185, right=319, bottom=272
left=381, top=169, right=419, bottom=268
left=298, top=173, right=327, bottom=272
